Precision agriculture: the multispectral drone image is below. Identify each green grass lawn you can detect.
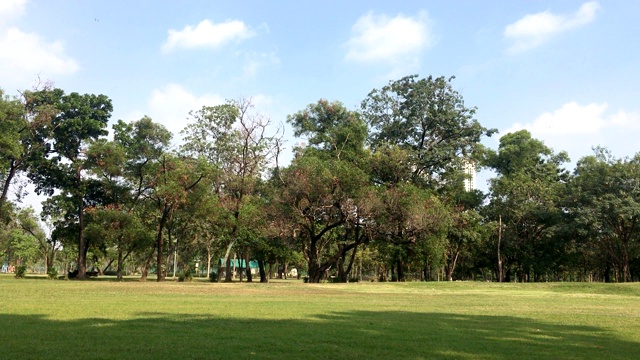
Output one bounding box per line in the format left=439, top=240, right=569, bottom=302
left=1, top=274, right=639, bottom=359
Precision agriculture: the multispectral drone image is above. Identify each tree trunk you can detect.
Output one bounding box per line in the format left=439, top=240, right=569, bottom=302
left=206, top=244, right=212, bottom=278
left=221, top=241, right=234, bottom=282
left=446, top=251, right=460, bottom=281
left=396, top=259, right=405, bottom=282
left=244, top=252, right=252, bottom=282
left=76, top=167, right=87, bottom=280
left=497, top=215, right=503, bottom=283
left=345, top=245, right=358, bottom=282
left=117, top=247, right=123, bottom=281
left=337, top=250, right=346, bottom=282
left=156, top=206, right=170, bottom=282
left=140, top=246, right=156, bottom=281
left=0, top=161, right=17, bottom=208
left=258, top=259, right=268, bottom=283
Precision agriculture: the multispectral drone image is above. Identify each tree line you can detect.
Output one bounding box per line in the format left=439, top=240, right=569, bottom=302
left=1, top=75, right=639, bottom=282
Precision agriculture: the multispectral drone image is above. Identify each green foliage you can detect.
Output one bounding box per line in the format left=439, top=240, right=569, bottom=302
left=288, top=99, right=368, bottom=163
left=47, top=266, right=58, bottom=279
left=178, top=268, right=194, bottom=282
left=0, top=89, right=24, bottom=172
left=14, top=265, right=26, bottom=278
left=8, top=78, right=640, bottom=284
left=362, top=75, right=496, bottom=187
left=483, top=130, right=570, bottom=281
left=567, top=148, right=640, bottom=282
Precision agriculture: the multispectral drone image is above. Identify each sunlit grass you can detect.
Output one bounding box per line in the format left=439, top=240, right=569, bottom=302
left=1, top=275, right=639, bottom=359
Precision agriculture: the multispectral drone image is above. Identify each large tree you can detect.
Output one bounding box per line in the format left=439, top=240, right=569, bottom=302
left=0, top=87, right=58, bottom=218
left=279, top=100, right=371, bottom=282
left=361, top=76, right=495, bottom=280
left=484, top=130, right=569, bottom=282
left=361, top=75, right=495, bottom=188
left=27, top=89, right=112, bottom=279
left=568, top=148, right=640, bottom=282
left=181, top=98, right=278, bottom=282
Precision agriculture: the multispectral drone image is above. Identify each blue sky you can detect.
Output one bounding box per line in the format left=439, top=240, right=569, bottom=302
left=2, top=0, right=640, bottom=199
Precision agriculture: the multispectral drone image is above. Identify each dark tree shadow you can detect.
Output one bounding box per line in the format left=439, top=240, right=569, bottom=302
left=2, top=310, right=637, bottom=359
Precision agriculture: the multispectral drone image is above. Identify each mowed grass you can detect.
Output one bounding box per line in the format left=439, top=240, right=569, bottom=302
left=1, top=275, right=639, bottom=359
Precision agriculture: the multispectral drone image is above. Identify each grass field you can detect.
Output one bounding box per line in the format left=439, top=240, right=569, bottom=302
left=1, top=274, right=639, bottom=359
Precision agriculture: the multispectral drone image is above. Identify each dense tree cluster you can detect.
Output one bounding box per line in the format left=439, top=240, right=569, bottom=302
left=2, top=76, right=640, bottom=282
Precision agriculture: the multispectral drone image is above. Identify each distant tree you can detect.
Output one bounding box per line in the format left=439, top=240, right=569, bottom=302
left=0, top=206, right=50, bottom=272
left=181, top=98, right=279, bottom=282
left=361, top=75, right=495, bottom=188
left=279, top=100, right=372, bottom=283
left=484, top=130, right=569, bottom=282
left=275, top=155, right=369, bottom=283
left=568, top=148, right=640, bottom=282
left=0, top=87, right=58, bottom=219
left=0, top=89, right=25, bottom=213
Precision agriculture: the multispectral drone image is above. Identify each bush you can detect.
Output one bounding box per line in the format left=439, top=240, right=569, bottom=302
left=348, top=277, right=360, bottom=283
left=14, top=265, right=27, bottom=279
left=209, top=272, right=218, bottom=282
left=47, top=267, right=58, bottom=280
left=178, top=269, right=193, bottom=282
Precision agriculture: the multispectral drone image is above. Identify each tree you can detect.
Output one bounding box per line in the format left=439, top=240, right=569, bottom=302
left=0, top=89, right=24, bottom=213
left=568, top=148, right=640, bottom=282
left=484, top=130, right=569, bottom=282
left=27, top=89, right=113, bottom=279
left=95, top=116, right=173, bottom=280
left=360, top=76, right=495, bottom=280
left=278, top=100, right=372, bottom=283
left=275, top=155, right=370, bottom=282
left=0, top=87, right=58, bottom=219
left=361, top=75, right=495, bottom=188
left=181, top=98, right=278, bottom=282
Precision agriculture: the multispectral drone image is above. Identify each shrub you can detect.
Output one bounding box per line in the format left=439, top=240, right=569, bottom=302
left=14, top=265, right=27, bottom=279
left=209, top=272, right=218, bottom=282
left=47, top=267, right=58, bottom=280
left=178, top=269, right=193, bottom=282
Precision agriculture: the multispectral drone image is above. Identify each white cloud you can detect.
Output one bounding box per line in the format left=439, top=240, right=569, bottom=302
left=162, top=19, right=255, bottom=53
left=147, top=84, right=224, bottom=138
left=345, top=11, right=432, bottom=63
left=0, top=0, right=26, bottom=26
left=0, top=27, right=79, bottom=88
left=505, top=102, right=608, bottom=135
left=242, top=51, right=280, bottom=78
left=504, top=1, right=600, bottom=53
left=502, top=102, right=640, bottom=162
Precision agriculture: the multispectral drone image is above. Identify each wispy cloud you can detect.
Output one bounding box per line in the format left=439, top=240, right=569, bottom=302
left=503, top=101, right=640, bottom=161
left=504, top=2, right=599, bottom=53
left=0, top=28, right=79, bottom=81
left=345, top=11, right=432, bottom=63
left=242, top=51, right=280, bottom=78
left=0, top=0, right=79, bottom=89
left=162, top=19, right=255, bottom=54
left=504, top=102, right=609, bottom=136
left=147, top=83, right=225, bottom=138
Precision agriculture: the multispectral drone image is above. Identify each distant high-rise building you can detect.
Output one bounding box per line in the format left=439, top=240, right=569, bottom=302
left=463, top=161, right=476, bottom=191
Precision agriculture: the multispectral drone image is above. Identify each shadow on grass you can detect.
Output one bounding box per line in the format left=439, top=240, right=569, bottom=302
left=2, top=310, right=636, bottom=359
